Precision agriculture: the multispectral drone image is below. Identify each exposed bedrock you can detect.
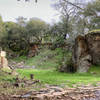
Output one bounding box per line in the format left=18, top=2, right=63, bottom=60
left=73, top=30, right=100, bottom=73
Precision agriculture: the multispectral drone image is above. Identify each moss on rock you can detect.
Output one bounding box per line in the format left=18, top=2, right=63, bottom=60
left=88, top=29, right=100, bottom=34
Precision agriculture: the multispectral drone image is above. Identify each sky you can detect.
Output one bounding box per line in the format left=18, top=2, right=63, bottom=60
left=0, top=0, right=60, bottom=23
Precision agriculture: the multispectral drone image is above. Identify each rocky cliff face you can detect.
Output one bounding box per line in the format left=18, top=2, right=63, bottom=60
left=73, top=30, right=100, bottom=73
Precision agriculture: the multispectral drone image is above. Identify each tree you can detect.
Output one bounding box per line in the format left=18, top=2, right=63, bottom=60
left=52, top=0, right=98, bottom=44
left=25, top=18, right=48, bottom=44
left=52, top=0, right=88, bottom=43
left=81, top=0, right=100, bottom=30
left=0, top=17, right=50, bottom=56
left=4, top=21, right=29, bottom=55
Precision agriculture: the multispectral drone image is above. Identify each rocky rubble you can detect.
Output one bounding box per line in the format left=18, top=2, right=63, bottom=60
left=1, top=86, right=100, bottom=100
left=9, top=61, right=35, bottom=69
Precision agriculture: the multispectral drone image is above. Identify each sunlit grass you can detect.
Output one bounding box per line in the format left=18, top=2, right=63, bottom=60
left=17, top=65, right=100, bottom=86
left=0, top=65, right=100, bottom=87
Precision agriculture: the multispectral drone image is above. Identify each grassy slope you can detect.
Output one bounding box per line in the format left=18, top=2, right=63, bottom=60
left=13, top=48, right=64, bottom=69
left=0, top=70, right=15, bottom=82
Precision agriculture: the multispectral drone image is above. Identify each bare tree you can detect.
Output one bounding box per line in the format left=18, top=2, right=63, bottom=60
left=52, top=0, right=94, bottom=44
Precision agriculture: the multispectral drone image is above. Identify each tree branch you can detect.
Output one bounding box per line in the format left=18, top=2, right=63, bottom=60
left=64, top=0, right=84, bottom=10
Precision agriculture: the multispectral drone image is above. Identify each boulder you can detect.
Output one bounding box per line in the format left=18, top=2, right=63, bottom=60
left=73, top=30, right=100, bottom=73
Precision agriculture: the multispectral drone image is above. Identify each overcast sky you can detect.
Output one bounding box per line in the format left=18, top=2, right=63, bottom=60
left=0, top=0, right=60, bottom=23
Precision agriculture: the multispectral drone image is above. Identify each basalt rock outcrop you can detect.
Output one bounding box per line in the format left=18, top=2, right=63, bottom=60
left=73, top=30, right=100, bottom=73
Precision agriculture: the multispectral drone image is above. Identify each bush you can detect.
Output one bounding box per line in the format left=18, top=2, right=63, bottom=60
left=58, top=51, right=75, bottom=73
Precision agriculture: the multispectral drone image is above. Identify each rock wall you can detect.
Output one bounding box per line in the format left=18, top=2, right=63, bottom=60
left=73, top=30, right=100, bottom=73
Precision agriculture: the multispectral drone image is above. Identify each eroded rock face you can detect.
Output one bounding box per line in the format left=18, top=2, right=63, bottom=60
left=73, top=31, right=100, bottom=73
left=85, top=33, right=100, bottom=65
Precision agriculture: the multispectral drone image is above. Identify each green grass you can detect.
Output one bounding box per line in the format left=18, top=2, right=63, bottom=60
left=8, top=48, right=100, bottom=87
left=0, top=65, right=100, bottom=88
left=0, top=70, right=16, bottom=82
left=17, top=65, right=100, bottom=87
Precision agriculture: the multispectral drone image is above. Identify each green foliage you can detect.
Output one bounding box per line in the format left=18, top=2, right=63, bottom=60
left=3, top=21, right=29, bottom=55
left=81, top=0, right=100, bottom=30
left=26, top=18, right=48, bottom=43
left=0, top=17, right=51, bottom=56
left=13, top=48, right=64, bottom=70
left=51, top=37, right=65, bottom=49
left=0, top=70, right=16, bottom=82
left=88, top=65, right=100, bottom=74
left=58, top=50, right=74, bottom=73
